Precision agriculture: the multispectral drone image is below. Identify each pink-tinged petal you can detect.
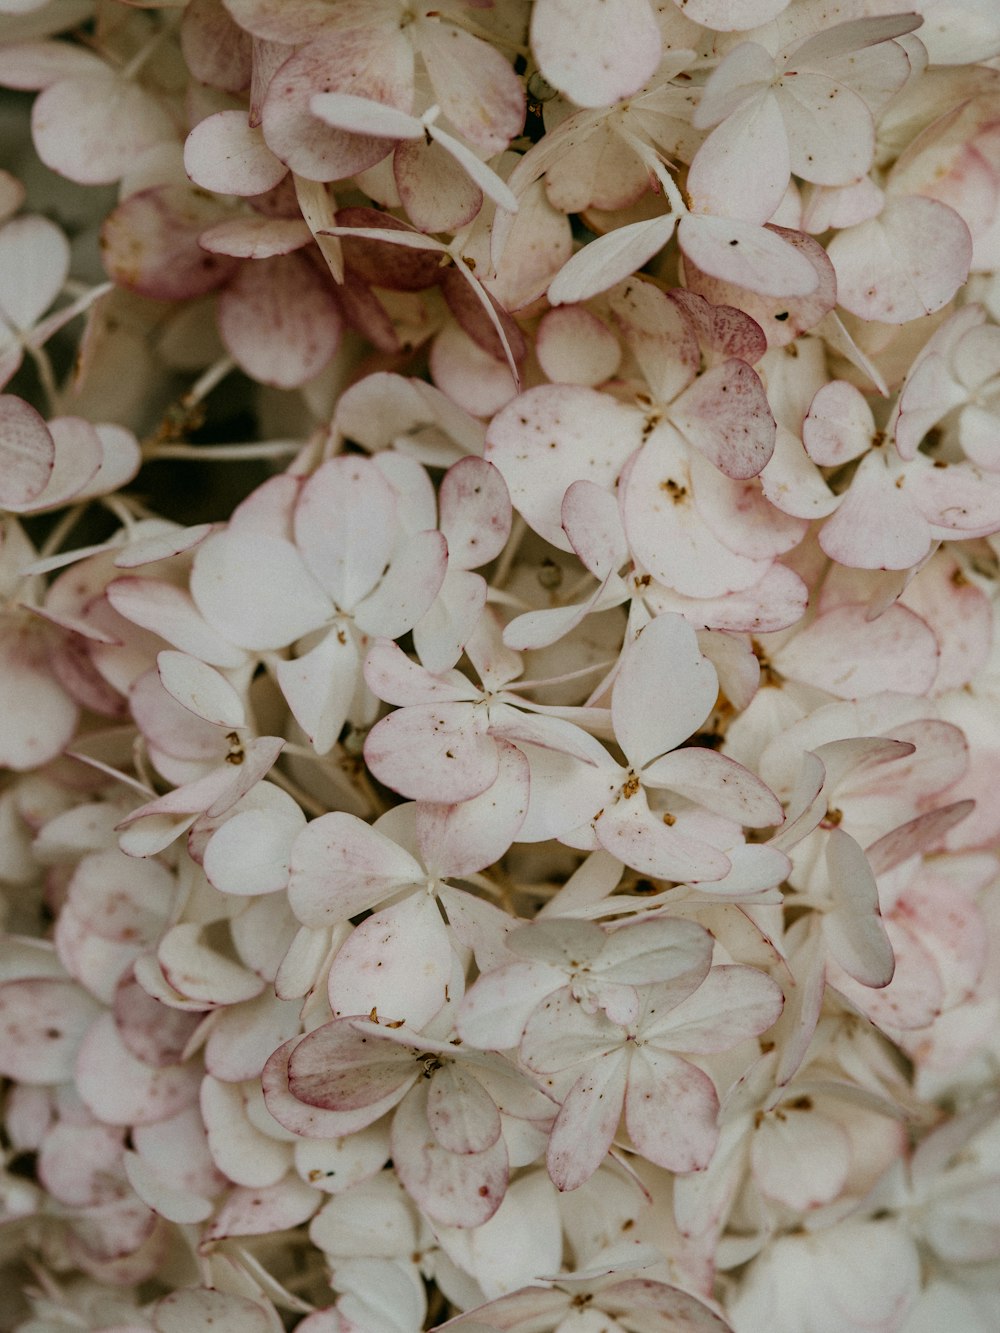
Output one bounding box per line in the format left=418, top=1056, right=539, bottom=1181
left=694, top=40, right=774, bottom=130
left=520, top=985, right=623, bottom=1073
left=204, top=1174, right=320, bottom=1239
left=598, top=916, right=713, bottom=988
left=430, top=324, right=516, bottom=419
left=439, top=266, right=526, bottom=371
left=773, top=604, right=939, bottom=699
left=65, top=848, right=173, bottom=949
left=752, top=1106, right=850, bottom=1209
left=288, top=811, right=422, bottom=926
left=547, top=1048, right=629, bottom=1191
left=277, top=625, right=359, bottom=756
left=457, top=962, right=564, bottom=1052
left=562, top=478, right=629, bottom=579
left=644, top=964, right=784, bottom=1051
left=328, top=893, right=452, bottom=1028
left=621, top=428, right=772, bottom=596
left=0, top=41, right=106, bottom=92
left=601, top=1280, right=734, bottom=1329
left=536, top=305, right=621, bottom=386
left=123, top=1148, right=215, bottom=1227
left=625, top=1046, right=719, bottom=1173
left=288, top=1020, right=417, bottom=1114
left=156, top=650, right=245, bottom=729
left=0, top=978, right=100, bottom=1084
left=354, top=530, right=448, bottom=639
left=157, top=922, right=267, bottom=1005
left=909, top=460, right=1000, bottom=535
left=803, top=380, right=874, bottom=466
left=596, top=797, right=731, bottom=883
left=828, top=196, right=972, bottom=323
left=0, top=214, right=69, bottom=329
left=823, top=827, right=894, bottom=988
left=779, top=74, right=874, bottom=185
left=203, top=806, right=302, bottom=896
left=411, top=572, right=486, bottom=674
left=153, top=1289, right=276, bottom=1333
left=264, top=1039, right=402, bottom=1139
left=427, top=1063, right=502, bottom=1154
left=32, top=72, right=174, bottom=185
left=293, top=454, right=395, bottom=608
left=395, top=135, right=484, bottom=234
left=106, top=578, right=246, bottom=669
left=667, top=288, right=767, bottom=365
left=832, top=920, right=942, bottom=1031
left=260, top=32, right=413, bottom=181
left=199, top=215, right=312, bottom=259
left=6, top=413, right=101, bottom=512
left=201, top=1077, right=289, bottom=1188
left=438, top=457, right=512, bottom=572
left=900, top=554, right=992, bottom=693
left=100, top=185, right=238, bottom=301
left=217, top=252, right=342, bottom=388
left=335, top=207, right=443, bottom=290
left=0, top=394, right=53, bottom=507
left=203, top=987, right=302, bottom=1082
left=513, top=742, right=619, bottom=844
left=530, top=0, right=661, bottom=107
left=865, top=801, right=975, bottom=878
left=683, top=227, right=836, bottom=347
left=114, top=522, right=214, bottom=568
left=412, top=19, right=524, bottom=153
left=671, top=359, right=775, bottom=479
left=417, top=741, right=528, bottom=878
left=486, top=385, right=644, bottom=550
left=608, top=277, right=699, bottom=404
left=820, top=453, right=932, bottom=570
left=365, top=702, right=498, bottom=803
left=75, top=1013, right=200, bottom=1126
left=364, top=637, right=474, bottom=705
left=113, top=978, right=201, bottom=1069
left=191, top=531, right=330, bottom=651
left=0, top=622, right=78, bottom=770
left=679, top=215, right=819, bottom=297
left=643, top=748, right=782, bottom=828
left=613, top=614, right=718, bottom=770
left=549, top=214, right=677, bottom=306
left=425, top=123, right=518, bottom=214
left=184, top=110, right=287, bottom=196
left=688, top=92, right=789, bottom=225
left=692, top=450, right=808, bottom=557
left=393, top=1082, right=508, bottom=1226
left=181, top=0, right=253, bottom=93
left=79, top=422, right=142, bottom=500
left=894, top=356, right=967, bottom=464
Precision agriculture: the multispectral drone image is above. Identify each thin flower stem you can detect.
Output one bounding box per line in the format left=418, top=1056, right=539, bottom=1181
left=26, top=344, right=59, bottom=414
left=181, top=355, right=237, bottom=409
left=148, top=441, right=304, bottom=461
left=491, top=512, right=527, bottom=589
left=37, top=503, right=86, bottom=560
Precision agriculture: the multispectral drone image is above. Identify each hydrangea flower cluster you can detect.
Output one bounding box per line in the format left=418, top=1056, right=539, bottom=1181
left=4, top=0, right=1000, bottom=1329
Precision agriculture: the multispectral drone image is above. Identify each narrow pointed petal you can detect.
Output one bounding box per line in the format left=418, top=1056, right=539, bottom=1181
left=823, top=828, right=894, bottom=988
